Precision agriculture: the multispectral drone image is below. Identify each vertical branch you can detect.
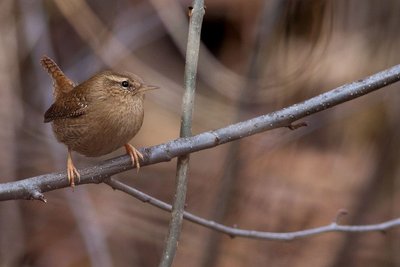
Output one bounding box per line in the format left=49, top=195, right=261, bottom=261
left=159, top=1, right=205, bottom=267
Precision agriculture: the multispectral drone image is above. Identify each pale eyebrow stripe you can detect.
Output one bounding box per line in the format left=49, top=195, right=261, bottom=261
left=106, top=75, right=128, bottom=83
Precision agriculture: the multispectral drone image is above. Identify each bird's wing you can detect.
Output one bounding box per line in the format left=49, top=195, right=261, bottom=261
left=44, top=91, right=88, bottom=122
left=41, top=56, right=75, bottom=99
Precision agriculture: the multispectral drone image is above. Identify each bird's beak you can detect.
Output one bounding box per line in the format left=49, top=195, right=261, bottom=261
left=139, top=85, right=159, bottom=92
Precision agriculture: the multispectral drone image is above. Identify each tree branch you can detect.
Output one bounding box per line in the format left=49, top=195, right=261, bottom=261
left=0, top=64, right=400, bottom=201
left=159, top=1, right=204, bottom=266
left=105, top=178, right=400, bottom=241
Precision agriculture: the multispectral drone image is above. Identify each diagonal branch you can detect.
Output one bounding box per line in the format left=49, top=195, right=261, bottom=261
left=105, top=178, right=400, bottom=241
left=0, top=64, right=400, bottom=201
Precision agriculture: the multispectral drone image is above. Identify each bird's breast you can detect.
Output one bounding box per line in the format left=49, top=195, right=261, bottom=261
left=53, top=95, right=145, bottom=157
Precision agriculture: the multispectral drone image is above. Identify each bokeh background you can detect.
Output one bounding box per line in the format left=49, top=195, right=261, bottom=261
left=0, top=0, right=400, bottom=266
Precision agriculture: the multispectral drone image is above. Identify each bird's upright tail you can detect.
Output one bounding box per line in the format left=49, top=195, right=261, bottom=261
left=40, top=55, right=75, bottom=99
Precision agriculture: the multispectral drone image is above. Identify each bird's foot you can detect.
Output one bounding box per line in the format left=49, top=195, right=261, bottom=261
left=67, top=149, right=80, bottom=187
left=125, top=144, right=144, bottom=172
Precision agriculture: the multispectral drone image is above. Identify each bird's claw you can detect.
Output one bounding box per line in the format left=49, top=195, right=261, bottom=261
left=67, top=149, right=80, bottom=188
left=125, top=144, right=143, bottom=172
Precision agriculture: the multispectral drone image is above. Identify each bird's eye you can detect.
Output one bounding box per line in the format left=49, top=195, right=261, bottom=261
left=121, top=80, right=129, bottom=88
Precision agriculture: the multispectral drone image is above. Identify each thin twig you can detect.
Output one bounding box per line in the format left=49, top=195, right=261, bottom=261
left=159, top=1, right=205, bottom=266
left=105, top=178, right=400, bottom=240
left=0, top=64, right=399, bottom=201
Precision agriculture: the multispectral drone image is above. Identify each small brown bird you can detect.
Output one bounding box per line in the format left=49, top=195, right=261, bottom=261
left=41, top=56, right=157, bottom=187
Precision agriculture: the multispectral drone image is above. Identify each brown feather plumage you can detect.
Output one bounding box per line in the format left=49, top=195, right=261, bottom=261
left=44, top=89, right=88, bottom=122
left=42, top=56, right=157, bottom=186
left=40, top=56, right=75, bottom=99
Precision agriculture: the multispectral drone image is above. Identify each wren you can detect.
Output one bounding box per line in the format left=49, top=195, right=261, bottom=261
left=41, top=56, right=157, bottom=187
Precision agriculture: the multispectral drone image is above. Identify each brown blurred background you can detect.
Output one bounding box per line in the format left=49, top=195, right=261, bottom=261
left=0, top=0, right=400, bottom=266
